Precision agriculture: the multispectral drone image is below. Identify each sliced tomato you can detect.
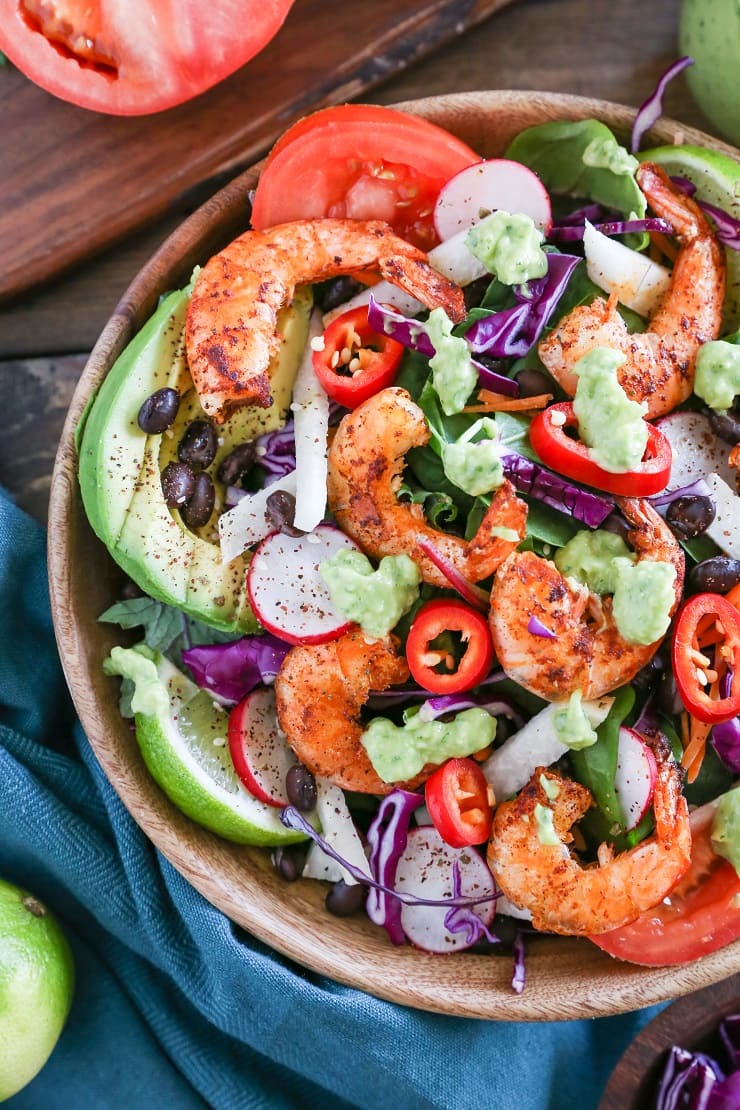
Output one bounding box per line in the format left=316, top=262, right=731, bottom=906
left=0, top=0, right=294, bottom=115
left=672, top=593, right=740, bottom=724
left=425, top=758, right=493, bottom=848
left=250, top=104, right=481, bottom=249
left=528, top=402, right=672, bottom=496
left=590, top=802, right=740, bottom=965
left=312, top=305, right=404, bottom=408
left=406, top=599, right=494, bottom=695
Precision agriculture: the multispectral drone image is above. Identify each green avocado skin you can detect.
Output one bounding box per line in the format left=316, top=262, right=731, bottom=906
left=78, top=285, right=310, bottom=634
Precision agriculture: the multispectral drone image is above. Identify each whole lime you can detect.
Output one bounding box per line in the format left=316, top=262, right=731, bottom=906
left=680, top=0, right=740, bottom=146
left=0, top=878, right=75, bottom=1101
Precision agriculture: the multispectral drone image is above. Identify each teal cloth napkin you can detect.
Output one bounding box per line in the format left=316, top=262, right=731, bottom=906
left=0, top=490, right=662, bottom=1109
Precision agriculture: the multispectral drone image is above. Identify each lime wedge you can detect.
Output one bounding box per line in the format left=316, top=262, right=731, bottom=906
left=639, top=144, right=740, bottom=331
left=105, top=646, right=306, bottom=846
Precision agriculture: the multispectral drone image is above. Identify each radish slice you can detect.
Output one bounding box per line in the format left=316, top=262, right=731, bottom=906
left=247, top=523, right=359, bottom=645
left=227, top=686, right=296, bottom=807
left=583, top=219, right=671, bottom=317
left=394, top=827, right=496, bottom=953
left=481, top=696, right=614, bottom=801
left=655, top=411, right=738, bottom=491
left=434, top=159, right=552, bottom=242
left=219, top=470, right=297, bottom=564
left=302, top=778, right=372, bottom=886
left=614, top=726, right=657, bottom=831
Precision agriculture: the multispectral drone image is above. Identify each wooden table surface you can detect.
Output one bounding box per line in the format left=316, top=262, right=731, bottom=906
left=0, top=0, right=711, bottom=521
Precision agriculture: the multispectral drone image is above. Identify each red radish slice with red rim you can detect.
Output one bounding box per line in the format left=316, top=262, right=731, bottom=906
left=247, top=524, right=360, bottom=645
left=228, top=686, right=297, bottom=807
left=394, top=826, right=496, bottom=952
left=614, top=726, right=657, bottom=831
left=434, top=159, right=552, bottom=242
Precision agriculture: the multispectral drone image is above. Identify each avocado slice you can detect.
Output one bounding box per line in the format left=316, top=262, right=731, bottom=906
left=79, top=283, right=313, bottom=633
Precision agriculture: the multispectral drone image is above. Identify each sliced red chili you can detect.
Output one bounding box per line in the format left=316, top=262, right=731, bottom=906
left=672, top=593, right=740, bottom=724
left=425, top=757, right=493, bottom=847
left=312, top=305, right=404, bottom=408
left=405, top=599, right=494, bottom=694
left=528, top=401, right=672, bottom=496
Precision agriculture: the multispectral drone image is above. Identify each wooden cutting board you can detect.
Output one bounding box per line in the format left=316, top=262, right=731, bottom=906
left=0, top=0, right=515, bottom=302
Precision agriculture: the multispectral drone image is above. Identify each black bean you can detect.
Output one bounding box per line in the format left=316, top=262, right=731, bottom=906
left=655, top=669, right=684, bottom=717
left=600, top=512, right=631, bottom=543
left=217, top=442, right=257, bottom=485
left=516, top=368, right=554, bottom=398
left=161, top=461, right=196, bottom=507
left=707, top=405, right=740, bottom=446
left=325, top=879, right=367, bottom=917
left=137, top=387, right=180, bottom=434
left=178, top=419, right=217, bottom=470
left=688, top=556, right=740, bottom=596
left=632, top=653, right=663, bottom=695
left=315, top=276, right=363, bottom=313
left=286, top=764, right=317, bottom=812
left=180, top=472, right=215, bottom=529
left=666, top=495, right=716, bottom=540
left=266, top=489, right=304, bottom=537
left=270, top=844, right=307, bottom=883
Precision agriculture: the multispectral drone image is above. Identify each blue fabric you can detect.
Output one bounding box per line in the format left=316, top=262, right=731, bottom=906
left=0, top=489, right=663, bottom=1110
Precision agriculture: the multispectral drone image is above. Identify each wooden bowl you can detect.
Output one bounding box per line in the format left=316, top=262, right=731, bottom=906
left=48, top=90, right=740, bottom=1020
left=599, top=972, right=740, bottom=1108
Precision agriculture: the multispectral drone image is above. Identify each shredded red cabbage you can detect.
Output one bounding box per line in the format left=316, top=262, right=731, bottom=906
left=280, top=805, right=497, bottom=908
left=511, top=930, right=526, bottom=995
left=463, top=253, right=581, bottom=358
left=443, top=861, right=501, bottom=946
left=527, top=615, right=557, bottom=640
left=366, top=789, right=425, bottom=944
left=255, top=422, right=296, bottom=479
left=720, top=1016, right=740, bottom=1071
left=553, top=203, right=606, bottom=227
left=182, top=634, right=290, bottom=704
left=549, top=216, right=673, bottom=242
left=671, top=177, right=740, bottom=251
left=416, top=537, right=491, bottom=610
left=630, top=56, right=694, bottom=153
left=367, top=296, right=519, bottom=396
left=711, top=670, right=740, bottom=771
left=654, top=1015, right=740, bottom=1110
left=367, top=669, right=507, bottom=711
left=417, top=694, right=524, bottom=728
left=650, top=477, right=712, bottom=508
left=500, top=451, right=615, bottom=527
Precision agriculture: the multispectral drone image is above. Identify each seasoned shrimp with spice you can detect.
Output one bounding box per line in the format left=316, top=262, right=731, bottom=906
left=185, top=218, right=466, bottom=423
left=275, top=627, right=427, bottom=795
left=539, top=163, right=725, bottom=418
left=489, top=496, right=684, bottom=701
left=487, top=748, right=691, bottom=935
left=327, top=386, right=527, bottom=589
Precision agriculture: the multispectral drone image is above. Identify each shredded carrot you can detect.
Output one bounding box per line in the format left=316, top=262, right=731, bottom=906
left=462, top=391, right=553, bottom=413
left=682, top=716, right=713, bottom=782
left=649, top=230, right=678, bottom=263
left=725, top=583, right=740, bottom=613
left=680, top=710, right=690, bottom=750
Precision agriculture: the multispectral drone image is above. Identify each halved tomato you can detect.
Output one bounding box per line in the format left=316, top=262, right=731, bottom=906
left=0, top=0, right=295, bottom=115
left=589, top=801, right=740, bottom=965
left=250, top=104, right=481, bottom=249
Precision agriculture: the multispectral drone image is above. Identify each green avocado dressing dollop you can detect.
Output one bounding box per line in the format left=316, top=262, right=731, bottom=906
left=572, top=347, right=649, bottom=472
left=465, top=211, right=548, bottom=286
left=442, top=416, right=505, bottom=496
left=361, top=707, right=496, bottom=783
left=319, top=550, right=421, bottom=639
left=711, top=785, right=740, bottom=878
left=551, top=690, right=599, bottom=751
left=694, top=338, right=740, bottom=411
left=555, top=529, right=635, bottom=595
left=534, top=803, right=560, bottom=846
left=582, top=136, right=639, bottom=177
left=426, top=307, right=478, bottom=416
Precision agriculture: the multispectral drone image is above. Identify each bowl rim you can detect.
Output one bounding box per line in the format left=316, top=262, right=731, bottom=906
left=48, top=88, right=740, bottom=1021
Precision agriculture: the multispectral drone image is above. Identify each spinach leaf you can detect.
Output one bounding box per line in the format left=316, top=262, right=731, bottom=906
left=570, top=685, right=635, bottom=833
left=99, top=596, right=240, bottom=667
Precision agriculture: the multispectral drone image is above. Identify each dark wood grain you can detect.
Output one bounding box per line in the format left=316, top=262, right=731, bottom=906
left=0, top=0, right=514, bottom=303
left=599, top=974, right=740, bottom=1108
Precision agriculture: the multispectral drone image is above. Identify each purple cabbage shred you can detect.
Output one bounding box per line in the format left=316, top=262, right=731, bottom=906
left=182, top=633, right=291, bottom=704
left=463, top=253, right=581, bottom=359
left=511, top=931, right=527, bottom=995
left=671, top=177, right=740, bottom=252
left=500, top=451, right=615, bottom=527
left=417, top=693, right=524, bottom=728
left=654, top=1015, right=740, bottom=1110
left=630, top=56, right=694, bottom=153
left=255, top=422, right=297, bottom=479
left=366, top=790, right=425, bottom=945
left=443, top=862, right=500, bottom=946
left=527, top=615, right=557, bottom=640
left=549, top=216, right=673, bottom=243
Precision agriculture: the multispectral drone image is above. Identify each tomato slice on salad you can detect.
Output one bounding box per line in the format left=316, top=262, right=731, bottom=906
left=250, top=104, right=481, bottom=249
left=528, top=401, right=673, bottom=496
left=672, top=593, right=740, bottom=724
left=312, top=306, right=404, bottom=408
left=590, top=802, right=740, bottom=965
left=425, top=758, right=493, bottom=848
left=405, top=600, right=494, bottom=695
left=0, top=0, right=294, bottom=115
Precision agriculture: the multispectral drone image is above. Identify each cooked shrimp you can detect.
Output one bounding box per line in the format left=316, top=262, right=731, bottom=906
left=185, top=218, right=466, bottom=422
left=327, top=386, right=527, bottom=588
left=489, top=496, right=684, bottom=701
left=275, top=627, right=423, bottom=795
left=539, top=163, right=725, bottom=419
left=487, top=749, right=691, bottom=935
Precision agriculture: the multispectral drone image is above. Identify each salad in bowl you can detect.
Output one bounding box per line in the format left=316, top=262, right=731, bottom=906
left=57, top=78, right=740, bottom=1016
